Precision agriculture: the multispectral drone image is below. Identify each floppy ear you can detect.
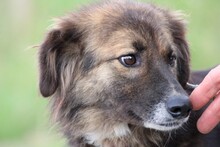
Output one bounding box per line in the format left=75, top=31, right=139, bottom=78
left=169, top=11, right=190, bottom=88
left=39, top=23, right=82, bottom=97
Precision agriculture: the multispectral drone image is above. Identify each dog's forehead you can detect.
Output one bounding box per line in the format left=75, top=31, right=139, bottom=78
left=93, top=30, right=146, bottom=59
left=84, top=2, right=174, bottom=59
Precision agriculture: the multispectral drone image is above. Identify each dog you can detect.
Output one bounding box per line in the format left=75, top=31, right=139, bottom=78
left=39, top=0, right=220, bottom=146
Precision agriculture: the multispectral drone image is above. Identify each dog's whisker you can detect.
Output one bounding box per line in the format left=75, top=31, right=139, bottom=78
left=163, top=132, right=172, bottom=147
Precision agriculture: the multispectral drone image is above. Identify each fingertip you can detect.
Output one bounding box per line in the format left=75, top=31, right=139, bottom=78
left=197, top=117, right=211, bottom=134
left=189, top=88, right=203, bottom=110
left=196, top=108, right=220, bottom=134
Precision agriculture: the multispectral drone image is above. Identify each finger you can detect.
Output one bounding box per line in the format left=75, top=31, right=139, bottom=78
left=197, top=93, right=220, bottom=134
left=190, top=65, right=220, bottom=110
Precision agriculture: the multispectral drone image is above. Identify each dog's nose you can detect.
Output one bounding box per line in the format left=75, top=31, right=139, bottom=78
left=166, top=96, right=192, bottom=119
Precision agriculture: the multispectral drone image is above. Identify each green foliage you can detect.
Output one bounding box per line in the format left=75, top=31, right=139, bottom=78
left=0, top=0, right=219, bottom=146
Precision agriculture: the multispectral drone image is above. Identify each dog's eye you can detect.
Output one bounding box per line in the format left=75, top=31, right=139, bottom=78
left=168, top=52, right=177, bottom=67
left=119, top=54, right=140, bottom=67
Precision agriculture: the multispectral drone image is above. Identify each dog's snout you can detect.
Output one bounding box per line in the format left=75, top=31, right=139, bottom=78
left=166, top=96, right=192, bottom=119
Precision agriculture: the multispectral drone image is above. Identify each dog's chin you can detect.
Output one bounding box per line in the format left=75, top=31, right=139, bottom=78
left=143, top=117, right=189, bottom=132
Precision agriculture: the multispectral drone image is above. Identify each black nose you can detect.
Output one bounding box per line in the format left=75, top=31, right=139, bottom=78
left=166, top=96, right=192, bottom=119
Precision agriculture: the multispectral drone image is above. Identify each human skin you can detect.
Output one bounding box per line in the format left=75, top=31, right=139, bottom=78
left=190, top=65, right=220, bottom=134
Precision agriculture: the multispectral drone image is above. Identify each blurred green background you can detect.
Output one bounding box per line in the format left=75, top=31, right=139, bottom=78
left=0, top=0, right=219, bottom=147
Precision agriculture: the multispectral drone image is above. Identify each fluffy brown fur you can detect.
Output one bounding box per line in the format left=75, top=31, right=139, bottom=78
left=39, top=0, right=220, bottom=147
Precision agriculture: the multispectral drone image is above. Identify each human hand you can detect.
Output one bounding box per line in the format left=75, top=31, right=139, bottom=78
left=190, top=65, right=220, bottom=134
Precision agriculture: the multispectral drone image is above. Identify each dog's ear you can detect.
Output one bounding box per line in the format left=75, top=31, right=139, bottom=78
left=169, top=11, right=190, bottom=88
left=39, top=22, right=82, bottom=97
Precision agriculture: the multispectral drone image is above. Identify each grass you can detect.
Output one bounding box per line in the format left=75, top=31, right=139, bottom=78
left=0, top=0, right=219, bottom=146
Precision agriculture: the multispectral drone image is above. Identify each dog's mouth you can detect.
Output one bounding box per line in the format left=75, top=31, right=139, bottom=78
left=158, top=120, right=186, bottom=129
left=144, top=116, right=189, bottom=131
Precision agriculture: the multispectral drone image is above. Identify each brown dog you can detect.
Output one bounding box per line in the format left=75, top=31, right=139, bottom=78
left=39, top=0, right=220, bottom=146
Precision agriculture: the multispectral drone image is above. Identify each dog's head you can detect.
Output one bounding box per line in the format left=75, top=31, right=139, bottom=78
left=39, top=0, right=191, bottom=134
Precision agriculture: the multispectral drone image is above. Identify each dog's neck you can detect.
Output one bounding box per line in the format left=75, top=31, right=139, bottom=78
left=77, top=124, right=164, bottom=147
left=83, top=123, right=131, bottom=146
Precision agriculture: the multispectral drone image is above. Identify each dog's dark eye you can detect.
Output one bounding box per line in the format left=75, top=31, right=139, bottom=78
left=168, top=52, right=177, bottom=67
left=119, top=54, right=140, bottom=67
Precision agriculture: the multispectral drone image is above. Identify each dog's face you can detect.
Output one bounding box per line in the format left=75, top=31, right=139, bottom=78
left=39, top=1, right=191, bottom=134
